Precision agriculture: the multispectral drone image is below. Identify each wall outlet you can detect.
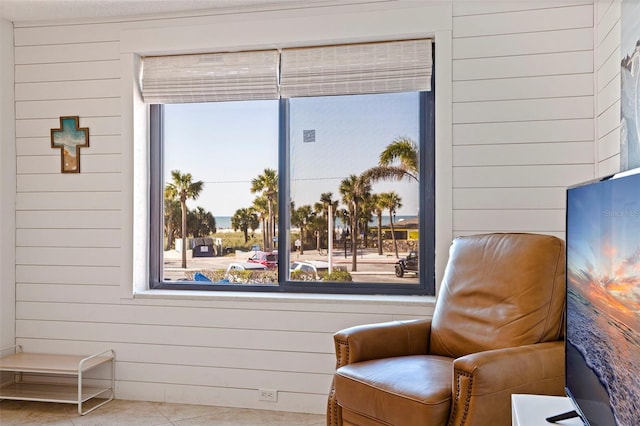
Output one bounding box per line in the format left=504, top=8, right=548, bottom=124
left=258, top=389, right=278, bottom=402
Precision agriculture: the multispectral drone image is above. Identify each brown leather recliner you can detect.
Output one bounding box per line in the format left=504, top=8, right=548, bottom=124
left=327, top=233, right=566, bottom=426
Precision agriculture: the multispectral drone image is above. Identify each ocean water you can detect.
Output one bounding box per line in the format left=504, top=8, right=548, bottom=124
left=567, top=288, right=640, bottom=425
left=214, top=215, right=416, bottom=230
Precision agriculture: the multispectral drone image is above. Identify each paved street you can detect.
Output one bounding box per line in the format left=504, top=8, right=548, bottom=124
left=163, top=248, right=419, bottom=284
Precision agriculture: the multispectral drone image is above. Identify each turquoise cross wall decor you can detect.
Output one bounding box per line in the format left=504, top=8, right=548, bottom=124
left=50, top=116, right=89, bottom=173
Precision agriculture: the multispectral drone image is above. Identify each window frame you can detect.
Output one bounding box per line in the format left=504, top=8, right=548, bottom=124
left=148, top=64, right=435, bottom=296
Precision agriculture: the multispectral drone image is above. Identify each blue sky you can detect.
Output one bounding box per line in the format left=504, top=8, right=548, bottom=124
left=164, top=93, right=419, bottom=217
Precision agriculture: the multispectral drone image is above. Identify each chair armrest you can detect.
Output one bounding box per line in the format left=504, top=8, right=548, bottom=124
left=449, top=341, right=564, bottom=426
left=333, top=319, right=431, bottom=368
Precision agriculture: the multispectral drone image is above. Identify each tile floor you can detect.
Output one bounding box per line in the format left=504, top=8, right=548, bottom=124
left=0, top=399, right=326, bottom=425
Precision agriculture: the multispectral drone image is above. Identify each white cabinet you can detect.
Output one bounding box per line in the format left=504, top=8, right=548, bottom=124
left=0, top=345, right=115, bottom=415
left=512, top=394, right=584, bottom=426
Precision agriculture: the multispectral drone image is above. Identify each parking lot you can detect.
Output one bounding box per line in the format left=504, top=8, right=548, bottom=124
left=163, top=248, right=419, bottom=284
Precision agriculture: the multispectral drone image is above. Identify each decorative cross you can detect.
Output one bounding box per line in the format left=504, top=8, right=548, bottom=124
left=50, top=116, right=89, bottom=173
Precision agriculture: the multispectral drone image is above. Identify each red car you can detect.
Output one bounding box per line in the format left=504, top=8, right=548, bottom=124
left=247, top=250, right=278, bottom=269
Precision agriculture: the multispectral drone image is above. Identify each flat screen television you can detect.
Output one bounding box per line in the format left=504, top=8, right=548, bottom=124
left=560, top=167, right=640, bottom=425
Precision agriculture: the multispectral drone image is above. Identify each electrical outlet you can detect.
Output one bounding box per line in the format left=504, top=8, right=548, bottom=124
left=258, top=389, right=278, bottom=402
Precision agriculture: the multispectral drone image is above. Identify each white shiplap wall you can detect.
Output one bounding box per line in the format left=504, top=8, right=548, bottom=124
left=451, top=1, right=596, bottom=238
left=1, top=18, right=17, bottom=350
left=9, top=3, right=442, bottom=414
left=595, top=0, right=621, bottom=175
left=6, top=0, right=601, bottom=415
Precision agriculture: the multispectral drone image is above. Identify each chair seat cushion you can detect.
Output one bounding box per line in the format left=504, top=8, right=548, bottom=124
left=334, top=355, right=454, bottom=426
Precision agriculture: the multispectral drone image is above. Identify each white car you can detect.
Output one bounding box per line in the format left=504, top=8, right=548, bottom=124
left=226, top=262, right=268, bottom=273
left=289, top=260, right=330, bottom=279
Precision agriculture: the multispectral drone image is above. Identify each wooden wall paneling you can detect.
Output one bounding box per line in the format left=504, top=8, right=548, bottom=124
left=17, top=228, right=121, bottom=248
left=453, top=51, right=593, bottom=81
left=598, top=127, right=622, bottom=161
left=453, top=1, right=592, bottom=17
left=15, top=98, right=121, bottom=119
left=16, top=283, right=122, bottom=304
left=597, top=99, right=621, bottom=139
left=16, top=191, right=121, bottom=210
left=453, top=187, right=565, bottom=210
left=14, top=60, right=121, bottom=83
left=453, top=74, right=593, bottom=103
left=17, top=154, right=121, bottom=174
left=453, top=119, right=594, bottom=145
left=16, top=265, right=120, bottom=285
left=15, top=79, right=121, bottom=101
left=16, top=247, right=121, bottom=266
left=452, top=4, right=593, bottom=38
left=15, top=210, right=121, bottom=229
left=14, top=41, right=120, bottom=64
left=453, top=209, right=565, bottom=233
left=453, top=164, right=594, bottom=188
left=13, top=24, right=120, bottom=46
left=453, top=141, right=594, bottom=166
left=453, top=97, right=593, bottom=124
left=597, top=74, right=621, bottom=115
left=453, top=28, right=593, bottom=60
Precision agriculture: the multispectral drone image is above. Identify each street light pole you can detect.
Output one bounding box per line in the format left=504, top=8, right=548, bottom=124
left=328, top=204, right=333, bottom=273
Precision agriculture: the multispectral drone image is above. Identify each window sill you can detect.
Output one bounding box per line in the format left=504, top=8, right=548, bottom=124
left=128, top=289, right=435, bottom=307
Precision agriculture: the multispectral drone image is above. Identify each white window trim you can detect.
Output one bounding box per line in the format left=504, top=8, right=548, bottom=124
left=119, top=2, right=453, bottom=300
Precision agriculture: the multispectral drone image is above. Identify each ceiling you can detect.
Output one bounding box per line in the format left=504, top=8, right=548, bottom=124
left=0, top=0, right=332, bottom=23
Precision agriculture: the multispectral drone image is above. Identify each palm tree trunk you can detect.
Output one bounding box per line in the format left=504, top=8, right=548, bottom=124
left=267, top=199, right=273, bottom=250
left=351, top=203, right=358, bottom=272
left=389, top=211, right=399, bottom=258
left=181, top=201, right=187, bottom=269
left=166, top=221, right=174, bottom=251
left=376, top=213, right=383, bottom=256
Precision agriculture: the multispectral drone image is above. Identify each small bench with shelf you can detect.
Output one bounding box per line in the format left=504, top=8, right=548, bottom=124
left=0, top=345, right=115, bottom=415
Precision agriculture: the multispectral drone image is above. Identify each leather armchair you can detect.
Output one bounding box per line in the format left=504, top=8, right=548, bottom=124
left=327, top=233, right=566, bottom=426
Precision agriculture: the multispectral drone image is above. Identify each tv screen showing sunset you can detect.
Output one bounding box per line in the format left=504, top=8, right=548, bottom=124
left=566, top=171, right=640, bottom=425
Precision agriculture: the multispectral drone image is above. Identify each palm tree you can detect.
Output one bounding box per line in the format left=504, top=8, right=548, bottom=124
left=232, top=208, right=259, bottom=243
left=252, top=195, right=269, bottom=249
left=163, top=196, right=181, bottom=251
left=251, top=168, right=278, bottom=250
left=339, top=174, right=371, bottom=272
left=188, top=207, right=216, bottom=237
left=371, top=194, right=384, bottom=256
left=292, top=204, right=314, bottom=255
left=362, top=136, right=419, bottom=183
left=165, top=170, right=204, bottom=268
left=379, top=192, right=403, bottom=258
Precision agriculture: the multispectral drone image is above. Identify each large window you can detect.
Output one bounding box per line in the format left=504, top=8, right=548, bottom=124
left=145, top=41, right=435, bottom=294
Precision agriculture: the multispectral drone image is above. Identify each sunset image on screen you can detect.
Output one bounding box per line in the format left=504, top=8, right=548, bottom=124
left=567, top=174, right=640, bottom=425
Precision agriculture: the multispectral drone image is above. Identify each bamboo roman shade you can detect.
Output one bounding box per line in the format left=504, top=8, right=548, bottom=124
left=279, top=39, right=433, bottom=98
left=141, top=50, right=280, bottom=104
left=141, top=39, right=432, bottom=104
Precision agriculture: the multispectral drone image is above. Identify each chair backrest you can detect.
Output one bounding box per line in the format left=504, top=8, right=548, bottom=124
left=429, top=233, right=565, bottom=358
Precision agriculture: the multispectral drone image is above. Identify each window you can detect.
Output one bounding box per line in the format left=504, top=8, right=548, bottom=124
left=145, top=40, right=435, bottom=294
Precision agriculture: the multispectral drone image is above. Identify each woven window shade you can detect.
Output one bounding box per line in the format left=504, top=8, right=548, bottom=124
left=279, top=39, right=432, bottom=98
left=142, top=50, right=279, bottom=104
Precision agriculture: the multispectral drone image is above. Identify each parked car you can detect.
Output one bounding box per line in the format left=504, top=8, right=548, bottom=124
left=225, top=262, right=268, bottom=273
left=290, top=260, right=330, bottom=280
left=395, top=250, right=418, bottom=277
left=247, top=250, right=278, bottom=269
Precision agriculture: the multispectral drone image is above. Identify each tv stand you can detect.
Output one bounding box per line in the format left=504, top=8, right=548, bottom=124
left=512, top=394, right=583, bottom=426
left=546, top=410, right=581, bottom=423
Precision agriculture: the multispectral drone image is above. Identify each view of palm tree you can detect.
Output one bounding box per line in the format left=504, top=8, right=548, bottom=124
left=251, top=168, right=278, bottom=250
left=165, top=170, right=204, bottom=269
left=162, top=92, right=421, bottom=284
